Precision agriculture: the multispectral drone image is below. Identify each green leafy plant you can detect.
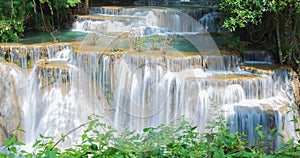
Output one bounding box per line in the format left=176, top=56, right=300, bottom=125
left=0, top=124, right=27, bottom=158
left=130, top=33, right=176, bottom=54
left=0, top=0, right=81, bottom=42
left=227, top=36, right=245, bottom=53
left=0, top=107, right=300, bottom=157
left=0, top=0, right=34, bottom=42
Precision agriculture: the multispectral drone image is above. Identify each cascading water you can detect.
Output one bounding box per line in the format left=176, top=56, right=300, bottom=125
left=74, top=7, right=221, bottom=33
left=0, top=6, right=299, bottom=150
left=0, top=62, right=24, bottom=144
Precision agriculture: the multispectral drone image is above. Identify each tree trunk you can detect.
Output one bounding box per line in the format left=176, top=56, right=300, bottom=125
left=276, top=13, right=283, bottom=65
left=292, top=13, right=300, bottom=73
left=84, top=0, right=89, bottom=15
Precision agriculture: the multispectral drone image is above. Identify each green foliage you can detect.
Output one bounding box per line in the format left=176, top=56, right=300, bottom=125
left=0, top=0, right=81, bottom=42
left=1, top=111, right=300, bottom=157
left=218, top=0, right=300, bottom=72
left=0, top=0, right=33, bottom=42
left=218, top=0, right=297, bottom=31
left=226, top=35, right=245, bottom=53
left=131, top=34, right=176, bottom=55
left=35, top=0, right=81, bottom=35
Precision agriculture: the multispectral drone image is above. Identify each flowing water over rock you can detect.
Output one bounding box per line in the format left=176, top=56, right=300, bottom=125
left=133, top=0, right=218, bottom=6
left=0, top=6, right=299, bottom=149
left=74, top=6, right=222, bottom=33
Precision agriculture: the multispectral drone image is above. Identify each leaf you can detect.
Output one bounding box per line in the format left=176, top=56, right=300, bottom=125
left=15, top=141, right=25, bottom=146
left=33, top=140, right=42, bottom=148
left=39, top=134, right=45, bottom=138
left=143, top=127, right=151, bottom=132
left=4, top=138, right=11, bottom=145
left=10, top=146, right=17, bottom=153
left=130, top=134, right=140, bottom=140
left=258, top=131, right=264, bottom=139
left=258, top=155, right=275, bottom=158
left=90, top=144, right=98, bottom=150
left=8, top=153, right=15, bottom=158
left=289, top=119, right=298, bottom=123
left=228, top=150, right=257, bottom=157
left=244, top=147, right=253, bottom=152
left=48, top=150, right=58, bottom=158
left=88, top=120, right=96, bottom=131
left=11, top=136, right=17, bottom=143
left=82, top=133, right=87, bottom=141
left=275, top=132, right=284, bottom=138
left=284, top=152, right=300, bottom=156
left=191, top=126, right=197, bottom=131
left=114, top=138, right=124, bottom=144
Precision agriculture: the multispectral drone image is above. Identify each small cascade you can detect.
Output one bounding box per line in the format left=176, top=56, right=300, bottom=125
left=73, top=15, right=144, bottom=33
left=203, top=55, right=240, bottom=71
left=132, top=0, right=218, bottom=6
left=74, top=7, right=221, bottom=33
left=0, top=44, right=74, bottom=145
left=113, top=54, right=165, bottom=130
left=22, top=48, right=112, bottom=147
left=0, top=44, right=105, bottom=147
left=133, top=0, right=181, bottom=6
left=166, top=56, right=203, bottom=72
left=89, top=7, right=124, bottom=15
left=199, top=12, right=222, bottom=32
left=225, top=101, right=290, bottom=149
left=243, top=50, right=275, bottom=64
left=0, top=44, right=72, bottom=69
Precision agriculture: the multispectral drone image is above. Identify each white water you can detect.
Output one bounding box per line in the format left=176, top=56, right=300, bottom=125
left=0, top=44, right=298, bottom=149
left=0, top=6, right=299, bottom=150
left=74, top=7, right=221, bottom=33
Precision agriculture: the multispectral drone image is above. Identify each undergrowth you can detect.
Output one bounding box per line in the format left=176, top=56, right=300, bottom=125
left=1, top=113, right=300, bottom=157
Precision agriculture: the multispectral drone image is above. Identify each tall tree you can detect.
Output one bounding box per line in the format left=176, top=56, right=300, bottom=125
left=219, top=0, right=300, bottom=72
left=84, top=0, right=89, bottom=15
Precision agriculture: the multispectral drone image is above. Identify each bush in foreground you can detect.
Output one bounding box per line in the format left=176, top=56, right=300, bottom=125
left=1, top=114, right=300, bottom=158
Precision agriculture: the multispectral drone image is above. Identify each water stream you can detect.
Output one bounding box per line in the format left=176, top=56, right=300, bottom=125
left=0, top=6, right=299, bottom=149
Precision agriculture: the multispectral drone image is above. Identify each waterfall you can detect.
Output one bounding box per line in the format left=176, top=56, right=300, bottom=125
left=0, top=62, right=24, bottom=144
left=0, top=42, right=299, bottom=149
left=76, top=7, right=221, bottom=33
left=199, top=12, right=221, bottom=32
left=0, top=6, right=299, bottom=150
left=243, top=50, right=274, bottom=64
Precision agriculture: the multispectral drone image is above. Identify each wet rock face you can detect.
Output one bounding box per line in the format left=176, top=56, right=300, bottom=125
left=292, top=71, right=300, bottom=106
left=132, top=0, right=219, bottom=6
left=134, top=0, right=166, bottom=5
left=0, top=44, right=72, bottom=69
left=112, top=0, right=136, bottom=5
left=0, top=63, right=24, bottom=145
